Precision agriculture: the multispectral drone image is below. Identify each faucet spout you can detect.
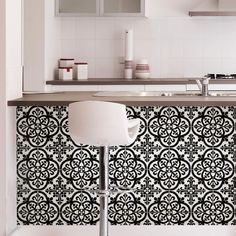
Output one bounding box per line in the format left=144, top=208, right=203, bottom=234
left=192, top=76, right=210, bottom=97
left=201, top=76, right=210, bottom=97
left=196, top=79, right=202, bottom=91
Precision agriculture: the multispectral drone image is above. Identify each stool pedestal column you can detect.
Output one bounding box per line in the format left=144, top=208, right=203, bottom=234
left=99, top=146, right=109, bottom=236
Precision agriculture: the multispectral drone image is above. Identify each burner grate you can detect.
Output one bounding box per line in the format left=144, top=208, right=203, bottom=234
left=206, top=74, right=236, bottom=79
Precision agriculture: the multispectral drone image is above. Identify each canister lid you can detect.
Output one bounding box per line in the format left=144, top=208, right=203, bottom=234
left=60, top=58, right=74, bottom=61
left=59, top=67, right=73, bottom=69
left=74, top=62, right=88, bottom=65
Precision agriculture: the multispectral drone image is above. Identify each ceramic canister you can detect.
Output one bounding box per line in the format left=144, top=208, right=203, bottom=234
left=59, top=58, right=75, bottom=68
left=74, top=62, right=88, bottom=80
left=135, top=59, right=150, bottom=79
left=59, top=67, right=73, bottom=80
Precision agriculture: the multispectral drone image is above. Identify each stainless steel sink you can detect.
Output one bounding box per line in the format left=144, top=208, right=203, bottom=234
left=161, top=92, right=201, bottom=96
left=93, top=91, right=202, bottom=97
left=160, top=92, right=236, bottom=97
left=93, top=91, right=162, bottom=97
left=209, top=92, right=236, bottom=97
left=93, top=91, right=236, bottom=97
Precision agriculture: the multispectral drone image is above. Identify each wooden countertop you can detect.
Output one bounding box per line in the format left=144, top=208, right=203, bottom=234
left=7, top=91, right=236, bottom=106
left=46, top=78, right=236, bottom=85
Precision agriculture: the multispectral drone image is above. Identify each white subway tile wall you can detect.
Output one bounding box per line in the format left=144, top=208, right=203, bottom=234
left=57, top=18, right=236, bottom=78
left=45, top=0, right=61, bottom=82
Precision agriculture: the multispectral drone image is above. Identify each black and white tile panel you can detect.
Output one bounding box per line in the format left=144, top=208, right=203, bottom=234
left=16, top=106, right=236, bottom=225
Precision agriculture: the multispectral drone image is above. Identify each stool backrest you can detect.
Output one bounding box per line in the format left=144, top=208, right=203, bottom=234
left=69, top=101, right=133, bottom=146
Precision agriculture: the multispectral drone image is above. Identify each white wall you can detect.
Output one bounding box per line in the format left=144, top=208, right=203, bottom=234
left=24, top=0, right=236, bottom=89
left=0, top=0, right=22, bottom=236
left=24, top=0, right=45, bottom=91
left=0, top=0, right=7, bottom=236
left=6, top=0, right=22, bottom=232
left=24, top=0, right=61, bottom=91
left=58, top=0, right=236, bottom=80
left=45, top=0, right=61, bottom=82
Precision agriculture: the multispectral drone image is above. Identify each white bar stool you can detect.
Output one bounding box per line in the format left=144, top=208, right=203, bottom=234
left=69, top=101, right=140, bottom=236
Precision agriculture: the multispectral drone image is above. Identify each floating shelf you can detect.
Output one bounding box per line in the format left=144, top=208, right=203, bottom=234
left=46, top=78, right=192, bottom=85
left=189, top=11, right=236, bottom=16
left=46, top=78, right=236, bottom=86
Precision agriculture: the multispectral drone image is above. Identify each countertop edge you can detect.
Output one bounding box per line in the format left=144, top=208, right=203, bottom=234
left=8, top=99, right=236, bottom=107
left=8, top=92, right=236, bottom=107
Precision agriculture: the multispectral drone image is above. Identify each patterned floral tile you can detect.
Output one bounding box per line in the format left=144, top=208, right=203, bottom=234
left=220, top=134, right=236, bottom=163
left=16, top=106, right=236, bottom=225
left=109, top=147, right=147, bottom=189
left=177, top=133, right=206, bottom=163
left=45, top=176, right=75, bottom=206
left=176, top=176, right=206, bottom=207
left=17, top=191, right=60, bottom=225
left=192, top=191, right=234, bottom=225
left=60, top=147, right=100, bottom=189
left=136, top=176, right=162, bottom=206
left=45, top=132, right=75, bottom=163
left=108, top=192, right=147, bottom=225
left=17, top=148, right=60, bottom=191
left=17, top=177, right=31, bottom=204
left=16, top=134, right=32, bottom=162
left=192, top=148, right=234, bottom=191
left=147, top=191, right=191, bottom=225
left=148, top=148, right=190, bottom=191
left=192, top=107, right=234, bottom=148
left=60, top=191, right=100, bottom=225
left=132, top=133, right=162, bottom=163
left=148, top=107, right=191, bottom=148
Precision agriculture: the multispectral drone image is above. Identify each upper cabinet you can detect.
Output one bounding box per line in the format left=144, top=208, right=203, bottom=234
left=55, top=0, right=147, bottom=17
left=56, top=0, right=99, bottom=16
left=101, top=0, right=145, bottom=16
left=189, top=0, right=236, bottom=17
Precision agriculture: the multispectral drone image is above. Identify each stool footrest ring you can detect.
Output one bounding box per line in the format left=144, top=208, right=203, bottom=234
left=110, top=186, right=136, bottom=195
left=80, top=186, right=136, bottom=196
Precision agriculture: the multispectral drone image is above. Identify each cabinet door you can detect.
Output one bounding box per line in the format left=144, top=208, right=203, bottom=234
left=56, top=0, right=99, bottom=16
left=101, top=0, right=145, bottom=16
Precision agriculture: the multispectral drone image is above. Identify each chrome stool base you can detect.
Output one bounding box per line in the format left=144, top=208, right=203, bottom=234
left=99, top=146, right=109, bottom=236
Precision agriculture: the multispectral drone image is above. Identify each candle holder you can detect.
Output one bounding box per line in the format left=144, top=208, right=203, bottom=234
left=124, top=29, right=134, bottom=79
left=124, top=60, right=133, bottom=79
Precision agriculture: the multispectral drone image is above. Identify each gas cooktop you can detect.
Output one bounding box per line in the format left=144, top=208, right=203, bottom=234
left=207, top=74, right=236, bottom=79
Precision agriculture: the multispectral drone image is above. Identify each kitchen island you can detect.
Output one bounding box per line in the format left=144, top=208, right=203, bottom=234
left=9, top=92, right=236, bottom=226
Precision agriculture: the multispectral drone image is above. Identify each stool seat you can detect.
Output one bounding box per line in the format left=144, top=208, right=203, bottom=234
left=69, top=101, right=140, bottom=146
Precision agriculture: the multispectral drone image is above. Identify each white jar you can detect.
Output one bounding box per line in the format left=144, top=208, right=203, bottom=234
left=59, top=67, right=73, bottom=80
left=59, top=58, right=74, bottom=68
left=74, top=62, right=88, bottom=80
left=135, top=59, right=150, bottom=79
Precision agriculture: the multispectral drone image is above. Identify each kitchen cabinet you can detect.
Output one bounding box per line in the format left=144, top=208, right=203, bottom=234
left=101, top=0, right=145, bottom=16
left=55, top=0, right=146, bottom=17
left=56, top=0, right=99, bottom=16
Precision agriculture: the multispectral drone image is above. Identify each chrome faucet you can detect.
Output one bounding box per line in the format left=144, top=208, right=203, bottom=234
left=195, top=76, right=210, bottom=97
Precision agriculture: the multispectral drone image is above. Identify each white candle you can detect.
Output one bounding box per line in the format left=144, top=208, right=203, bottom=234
left=125, top=29, right=133, bottom=61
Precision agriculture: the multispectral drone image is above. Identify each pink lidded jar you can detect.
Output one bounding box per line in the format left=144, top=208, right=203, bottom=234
left=59, top=67, right=73, bottom=80
left=59, top=58, right=75, bottom=68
